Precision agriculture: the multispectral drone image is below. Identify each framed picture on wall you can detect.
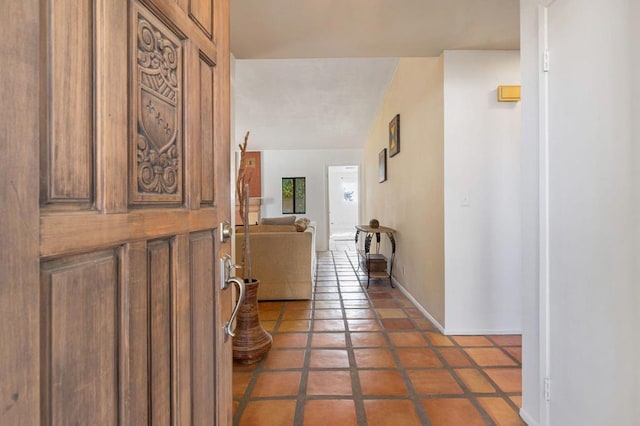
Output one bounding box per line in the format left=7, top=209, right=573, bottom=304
left=389, top=114, right=400, bottom=157
left=378, top=149, right=387, bottom=183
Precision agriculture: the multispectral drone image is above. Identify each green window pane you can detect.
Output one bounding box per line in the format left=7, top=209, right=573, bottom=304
left=282, top=177, right=305, bottom=214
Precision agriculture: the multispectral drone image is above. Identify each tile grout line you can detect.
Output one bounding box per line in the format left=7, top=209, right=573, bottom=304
left=334, top=250, right=368, bottom=426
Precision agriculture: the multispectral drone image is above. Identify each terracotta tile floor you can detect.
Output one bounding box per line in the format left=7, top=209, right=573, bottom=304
left=233, top=251, right=524, bottom=425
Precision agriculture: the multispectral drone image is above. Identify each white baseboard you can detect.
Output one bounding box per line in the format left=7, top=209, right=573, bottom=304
left=391, top=277, right=522, bottom=336
left=392, top=277, right=445, bottom=333
left=519, top=408, right=538, bottom=426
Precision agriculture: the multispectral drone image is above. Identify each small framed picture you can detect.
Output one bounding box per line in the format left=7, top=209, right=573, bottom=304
left=389, top=114, right=400, bottom=157
left=378, top=148, right=387, bottom=183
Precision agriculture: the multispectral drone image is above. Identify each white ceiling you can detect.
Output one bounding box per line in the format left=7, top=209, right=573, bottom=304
left=231, top=0, right=520, bottom=150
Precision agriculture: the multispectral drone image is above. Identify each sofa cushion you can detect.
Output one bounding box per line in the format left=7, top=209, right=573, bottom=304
left=293, top=217, right=310, bottom=232
left=260, top=215, right=296, bottom=225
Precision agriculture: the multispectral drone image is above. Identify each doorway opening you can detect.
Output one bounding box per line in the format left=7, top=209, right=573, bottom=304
left=328, top=165, right=359, bottom=251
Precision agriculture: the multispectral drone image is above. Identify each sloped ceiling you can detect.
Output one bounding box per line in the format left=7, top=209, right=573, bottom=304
left=231, top=0, right=520, bottom=150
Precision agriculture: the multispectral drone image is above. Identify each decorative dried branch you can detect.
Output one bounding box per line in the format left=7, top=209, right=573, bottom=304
left=236, top=131, right=253, bottom=281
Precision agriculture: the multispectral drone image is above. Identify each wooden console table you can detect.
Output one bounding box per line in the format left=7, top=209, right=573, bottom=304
left=355, top=225, right=396, bottom=288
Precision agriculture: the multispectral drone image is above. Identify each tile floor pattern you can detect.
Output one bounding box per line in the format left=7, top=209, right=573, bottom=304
left=233, top=251, right=524, bottom=426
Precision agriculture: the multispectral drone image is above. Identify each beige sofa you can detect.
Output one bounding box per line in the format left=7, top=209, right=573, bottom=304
left=234, top=224, right=316, bottom=300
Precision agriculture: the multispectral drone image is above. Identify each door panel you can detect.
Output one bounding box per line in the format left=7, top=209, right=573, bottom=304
left=121, top=241, right=149, bottom=425
left=200, top=57, right=215, bottom=204
left=148, top=240, right=173, bottom=425
left=41, top=252, right=119, bottom=425
left=131, top=5, right=183, bottom=204
left=45, top=0, right=93, bottom=204
left=1, top=0, right=230, bottom=424
left=190, top=0, right=213, bottom=38
left=190, top=232, right=216, bottom=424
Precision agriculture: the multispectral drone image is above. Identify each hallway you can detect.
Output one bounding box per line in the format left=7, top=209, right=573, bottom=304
left=233, top=251, right=523, bottom=425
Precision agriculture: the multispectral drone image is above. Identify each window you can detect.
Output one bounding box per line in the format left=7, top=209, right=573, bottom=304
left=282, top=177, right=306, bottom=214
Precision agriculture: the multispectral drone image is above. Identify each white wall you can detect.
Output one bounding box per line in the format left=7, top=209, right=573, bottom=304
left=362, top=57, right=446, bottom=326
left=443, top=51, right=522, bottom=334
left=520, top=0, right=640, bottom=424
left=261, top=149, right=363, bottom=251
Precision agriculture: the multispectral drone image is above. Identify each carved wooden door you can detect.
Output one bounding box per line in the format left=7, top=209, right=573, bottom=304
left=1, top=0, right=232, bottom=424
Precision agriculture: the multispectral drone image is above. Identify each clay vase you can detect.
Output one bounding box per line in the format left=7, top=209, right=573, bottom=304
left=232, top=279, right=273, bottom=364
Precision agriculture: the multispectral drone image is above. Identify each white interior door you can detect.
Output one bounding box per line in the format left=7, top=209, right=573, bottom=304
left=328, top=165, right=359, bottom=239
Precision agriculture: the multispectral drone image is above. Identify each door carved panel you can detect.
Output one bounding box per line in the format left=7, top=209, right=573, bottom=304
left=132, top=6, right=183, bottom=203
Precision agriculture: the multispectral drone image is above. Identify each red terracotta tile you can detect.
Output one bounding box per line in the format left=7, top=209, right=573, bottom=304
left=368, top=291, right=393, bottom=299
left=353, top=348, right=397, bottom=368
left=314, top=285, right=338, bottom=293
left=313, top=309, right=344, bottom=319
left=314, top=301, right=342, bottom=309
left=452, top=336, right=494, bottom=347
left=339, top=286, right=363, bottom=293
left=350, top=332, right=387, bottom=347
left=347, top=319, right=381, bottom=331
left=405, top=308, right=425, bottom=318
left=504, top=346, right=522, bottom=363
left=282, top=309, right=312, bottom=320
left=376, top=308, right=407, bottom=318
left=233, top=360, right=260, bottom=372
left=313, top=319, right=346, bottom=332
left=233, top=372, right=252, bottom=398
left=341, top=292, right=368, bottom=300
left=306, top=371, right=353, bottom=396
left=477, top=397, right=525, bottom=425
left=310, top=332, right=346, bottom=348
left=398, top=298, right=416, bottom=308
left=364, top=400, right=422, bottom=426
left=260, top=320, right=276, bottom=333
left=464, top=348, right=518, bottom=367
left=371, top=299, right=402, bottom=308
left=342, top=300, right=371, bottom=308
left=303, top=400, right=357, bottom=426
left=484, top=368, right=522, bottom=393
left=259, top=310, right=282, bottom=321
left=251, top=371, right=301, bottom=397
left=510, top=395, right=522, bottom=408
left=309, top=349, right=350, bottom=369
left=381, top=318, right=415, bottom=330
left=277, top=320, right=311, bottom=332
left=421, top=398, right=485, bottom=426
left=488, top=335, right=522, bottom=346
left=258, top=301, right=284, bottom=311
left=262, top=349, right=306, bottom=370
left=286, top=300, right=313, bottom=310
left=388, top=332, right=427, bottom=347
left=315, top=292, right=341, bottom=301
left=271, top=333, right=308, bottom=348
left=359, top=370, right=409, bottom=396
left=454, top=368, right=496, bottom=393
left=425, top=332, right=454, bottom=346
left=407, top=369, right=464, bottom=395
left=344, top=309, right=375, bottom=319
left=239, top=400, right=296, bottom=426
left=413, top=318, right=437, bottom=330
left=437, top=347, right=473, bottom=367
left=396, top=348, right=443, bottom=368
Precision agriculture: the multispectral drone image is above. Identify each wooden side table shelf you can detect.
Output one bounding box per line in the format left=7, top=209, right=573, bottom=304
left=355, top=225, right=396, bottom=288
